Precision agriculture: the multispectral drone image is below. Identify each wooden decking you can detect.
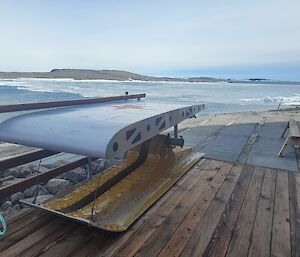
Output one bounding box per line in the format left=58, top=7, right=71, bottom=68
left=1, top=158, right=299, bottom=257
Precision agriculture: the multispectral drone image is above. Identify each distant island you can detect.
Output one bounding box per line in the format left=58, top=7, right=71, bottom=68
left=0, top=69, right=299, bottom=85
left=0, top=69, right=229, bottom=82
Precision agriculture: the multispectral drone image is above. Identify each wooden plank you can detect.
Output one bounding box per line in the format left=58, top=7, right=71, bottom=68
left=70, top=231, right=108, bottom=257
left=0, top=156, right=96, bottom=199
left=112, top=160, right=224, bottom=257
left=271, top=171, right=291, bottom=257
left=157, top=162, right=234, bottom=257
left=248, top=168, right=276, bottom=257
left=39, top=225, right=93, bottom=257
left=0, top=94, right=146, bottom=113
left=19, top=222, right=78, bottom=257
left=289, top=172, right=300, bottom=257
left=224, top=166, right=265, bottom=257
left=0, top=214, right=57, bottom=252
left=92, top=159, right=207, bottom=257
left=178, top=164, right=242, bottom=257
left=4, top=207, right=36, bottom=226
left=0, top=218, right=65, bottom=257
left=0, top=149, right=58, bottom=170
left=0, top=209, right=46, bottom=241
left=289, top=119, right=300, bottom=137
left=202, top=165, right=254, bottom=257
left=199, top=159, right=224, bottom=170
left=113, top=160, right=222, bottom=257
left=133, top=161, right=233, bottom=257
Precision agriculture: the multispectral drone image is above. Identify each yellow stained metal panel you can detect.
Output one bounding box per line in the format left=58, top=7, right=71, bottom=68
left=24, top=135, right=203, bottom=231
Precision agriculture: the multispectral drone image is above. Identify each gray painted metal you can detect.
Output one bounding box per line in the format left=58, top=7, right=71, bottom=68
left=247, top=122, right=298, bottom=171
left=0, top=99, right=204, bottom=159
left=202, top=123, right=256, bottom=162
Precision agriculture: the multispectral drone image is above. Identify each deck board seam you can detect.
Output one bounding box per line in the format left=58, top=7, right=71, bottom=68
left=154, top=161, right=234, bottom=257
left=203, top=164, right=255, bottom=257
left=269, top=170, right=278, bottom=257
left=222, top=165, right=254, bottom=257
left=131, top=161, right=226, bottom=257
left=245, top=168, right=266, bottom=257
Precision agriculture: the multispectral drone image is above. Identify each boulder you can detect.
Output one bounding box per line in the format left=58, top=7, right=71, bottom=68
left=28, top=165, right=49, bottom=173
left=1, top=181, right=13, bottom=187
left=89, top=159, right=107, bottom=175
left=0, top=175, right=15, bottom=183
left=47, top=179, right=73, bottom=195
left=24, top=185, right=48, bottom=198
left=13, top=204, right=21, bottom=213
left=10, top=192, right=24, bottom=204
left=64, top=168, right=86, bottom=184
left=43, top=160, right=68, bottom=169
left=20, top=202, right=30, bottom=209
left=3, top=206, right=14, bottom=217
left=0, top=169, right=15, bottom=178
left=24, top=194, right=54, bottom=204
left=1, top=200, right=12, bottom=211
left=12, top=167, right=31, bottom=178
left=0, top=197, right=9, bottom=206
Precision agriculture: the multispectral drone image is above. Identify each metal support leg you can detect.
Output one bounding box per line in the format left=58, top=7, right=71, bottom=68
left=278, top=136, right=291, bottom=157
left=86, top=157, right=92, bottom=179
left=281, top=122, right=289, bottom=138
left=174, top=125, right=178, bottom=139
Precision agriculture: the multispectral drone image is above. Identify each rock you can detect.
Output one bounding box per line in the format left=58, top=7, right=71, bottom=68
left=10, top=192, right=24, bottom=203
left=88, top=159, right=107, bottom=175
left=47, top=179, right=73, bottom=195
left=24, top=194, right=54, bottom=204
left=24, top=185, right=48, bottom=198
left=28, top=166, right=49, bottom=173
left=43, top=160, right=68, bottom=169
left=1, top=200, right=12, bottom=211
left=1, top=181, right=13, bottom=187
left=0, top=197, right=9, bottom=206
left=0, top=169, right=15, bottom=178
left=0, top=175, right=15, bottom=183
left=12, top=167, right=31, bottom=178
left=20, top=202, right=30, bottom=209
left=13, top=204, right=21, bottom=214
left=3, top=206, right=14, bottom=217
left=64, top=168, right=86, bottom=184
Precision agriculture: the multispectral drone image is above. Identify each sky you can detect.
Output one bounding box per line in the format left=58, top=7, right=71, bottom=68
left=0, top=0, right=299, bottom=80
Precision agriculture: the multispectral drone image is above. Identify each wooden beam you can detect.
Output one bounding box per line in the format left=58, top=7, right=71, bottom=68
left=0, top=157, right=97, bottom=199
left=289, top=119, right=300, bottom=137
left=0, top=149, right=58, bottom=171
left=0, top=94, right=146, bottom=113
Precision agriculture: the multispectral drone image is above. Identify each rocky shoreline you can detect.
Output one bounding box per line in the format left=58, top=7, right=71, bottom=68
left=0, top=147, right=107, bottom=218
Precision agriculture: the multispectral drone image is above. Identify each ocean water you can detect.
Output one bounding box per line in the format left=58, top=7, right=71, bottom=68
left=0, top=78, right=300, bottom=114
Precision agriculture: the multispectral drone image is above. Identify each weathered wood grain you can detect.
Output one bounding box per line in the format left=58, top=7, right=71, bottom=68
left=225, top=166, right=265, bottom=257
left=203, top=165, right=254, bottom=257
left=248, top=168, right=276, bottom=257
left=289, top=172, right=300, bottom=257
left=157, top=162, right=234, bottom=257
left=179, top=164, right=243, bottom=257
left=114, top=160, right=224, bottom=257
left=271, top=171, right=291, bottom=257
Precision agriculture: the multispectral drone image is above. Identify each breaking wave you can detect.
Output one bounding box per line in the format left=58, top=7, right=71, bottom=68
left=241, top=95, right=300, bottom=105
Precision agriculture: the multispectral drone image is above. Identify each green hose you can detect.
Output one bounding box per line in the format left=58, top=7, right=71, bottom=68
left=0, top=213, right=7, bottom=236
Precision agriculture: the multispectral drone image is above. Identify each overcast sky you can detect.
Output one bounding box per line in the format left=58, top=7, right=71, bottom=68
left=0, top=0, right=299, bottom=80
